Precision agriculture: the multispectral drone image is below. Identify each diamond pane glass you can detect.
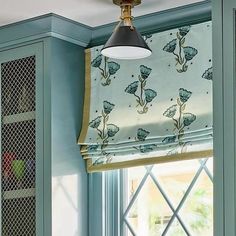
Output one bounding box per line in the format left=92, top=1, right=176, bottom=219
left=124, top=222, right=134, bottom=236
left=206, top=158, right=213, bottom=176
left=127, top=166, right=147, bottom=202
left=126, top=176, right=173, bottom=236
left=179, top=171, right=213, bottom=236
left=152, top=159, right=199, bottom=208
left=123, top=158, right=213, bottom=236
left=166, top=219, right=187, bottom=236
left=1, top=56, right=36, bottom=235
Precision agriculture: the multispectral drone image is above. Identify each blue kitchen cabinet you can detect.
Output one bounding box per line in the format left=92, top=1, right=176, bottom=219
left=0, top=37, right=87, bottom=236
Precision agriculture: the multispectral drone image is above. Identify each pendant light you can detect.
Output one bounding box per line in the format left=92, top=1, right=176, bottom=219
left=101, top=0, right=152, bottom=60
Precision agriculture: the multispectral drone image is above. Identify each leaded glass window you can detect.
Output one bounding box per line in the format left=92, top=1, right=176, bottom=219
left=121, top=158, right=213, bottom=236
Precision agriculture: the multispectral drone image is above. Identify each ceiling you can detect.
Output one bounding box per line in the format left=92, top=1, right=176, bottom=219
left=0, top=0, right=204, bottom=27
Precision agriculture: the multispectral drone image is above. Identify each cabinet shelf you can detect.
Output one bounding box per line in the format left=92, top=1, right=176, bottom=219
left=3, top=188, right=35, bottom=200
left=2, top=111, right=35, bottom=125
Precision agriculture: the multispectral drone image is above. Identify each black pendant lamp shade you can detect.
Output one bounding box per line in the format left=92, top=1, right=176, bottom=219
left=101, top=26, right=152, bottom=60
left=101, top=0, right=152, bottom=60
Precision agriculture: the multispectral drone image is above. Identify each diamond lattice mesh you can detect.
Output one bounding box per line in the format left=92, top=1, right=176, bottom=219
left=1, top=56, right=36, bottom=236
left=124, top=159, right=213, bottom=236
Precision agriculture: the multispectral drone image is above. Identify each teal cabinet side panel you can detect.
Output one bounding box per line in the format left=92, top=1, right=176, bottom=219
left=50, top=38, right=88, bottom=236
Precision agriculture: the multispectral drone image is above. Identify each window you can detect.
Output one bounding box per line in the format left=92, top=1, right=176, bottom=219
left=121, top=158, right=213, bottom=236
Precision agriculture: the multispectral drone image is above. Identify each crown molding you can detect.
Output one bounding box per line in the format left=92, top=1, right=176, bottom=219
left=0, top=13, right=92, bottom=48
left=0, top=1, right=211, bottom=49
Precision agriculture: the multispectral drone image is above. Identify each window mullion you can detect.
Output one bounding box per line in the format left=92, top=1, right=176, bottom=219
left=161, top=159, right=207, bottom=235
left=199, top=159, right=213, bottom=182
left=149, top=172, right=191, bottom=236
left=123, top=167, right=152, bottom=218
left=120, top=169, right=128, bottom=236
left=124, top=218, right=136, bottom=236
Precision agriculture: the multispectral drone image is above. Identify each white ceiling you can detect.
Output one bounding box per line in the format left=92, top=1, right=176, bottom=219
left=0, top=0, right=204, bottom=27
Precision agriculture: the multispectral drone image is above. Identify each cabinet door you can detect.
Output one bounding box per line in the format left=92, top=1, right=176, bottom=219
left=0, top=42, right=43, bottom=236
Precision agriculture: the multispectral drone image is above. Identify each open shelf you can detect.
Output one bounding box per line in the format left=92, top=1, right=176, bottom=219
left=2, top=111, right=35, bottom=125
left=3, top=188, right=35, bottom=200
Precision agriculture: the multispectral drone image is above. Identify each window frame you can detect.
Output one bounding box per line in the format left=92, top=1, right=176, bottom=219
left=89, top=157, right=213, bottom=236
left=88, top=171, right=121, bottom=236
left=212, top=0, right=236, bottom=235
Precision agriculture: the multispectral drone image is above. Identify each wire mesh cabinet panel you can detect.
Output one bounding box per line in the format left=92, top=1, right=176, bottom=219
left=0, top=43, right=44, bottom=236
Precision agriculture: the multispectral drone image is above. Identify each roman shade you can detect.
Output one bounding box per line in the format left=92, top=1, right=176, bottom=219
left=78, top=21, right=213, bottom=172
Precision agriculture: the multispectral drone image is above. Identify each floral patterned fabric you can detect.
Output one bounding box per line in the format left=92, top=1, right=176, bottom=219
left=78, top=21, right=213, bottom=170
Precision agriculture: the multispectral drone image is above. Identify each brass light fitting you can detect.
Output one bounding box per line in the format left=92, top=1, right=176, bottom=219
left=120, top=2, right=133, bottom=27
left=101, top=0, right=152, bottom=60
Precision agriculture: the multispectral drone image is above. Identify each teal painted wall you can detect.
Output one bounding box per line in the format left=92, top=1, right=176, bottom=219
left=50, top=38, right=88, bottom=236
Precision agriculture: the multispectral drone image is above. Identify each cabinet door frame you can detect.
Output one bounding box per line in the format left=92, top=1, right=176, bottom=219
left=0, top=42, right=44, bottom=236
